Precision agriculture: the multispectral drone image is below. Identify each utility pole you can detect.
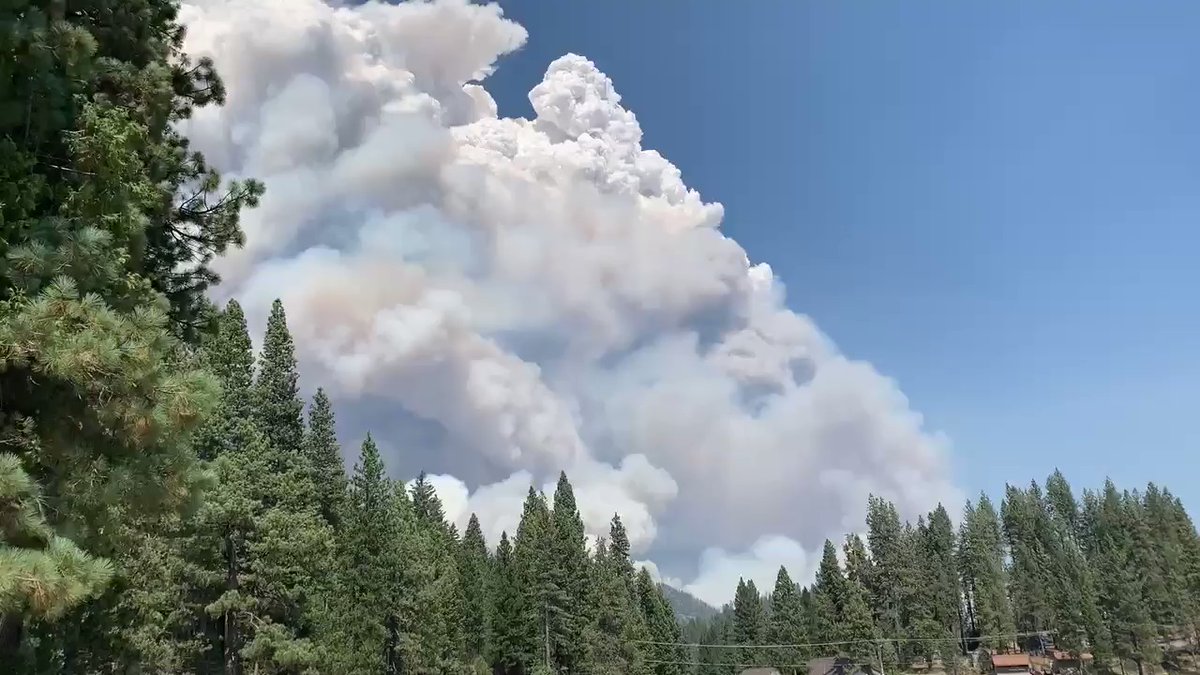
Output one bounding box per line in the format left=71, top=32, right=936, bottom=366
left=876, top=640, right=886, bottom=675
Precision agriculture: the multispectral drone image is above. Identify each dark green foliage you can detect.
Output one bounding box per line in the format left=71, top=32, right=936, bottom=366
left=1082, top=483, right=1160, bottom=672
left=958, top=494, right=1015, bottom=649
left=512, top=486, right=554, bottom=671
left=768, top=566, right=807, bottom=673
left=1, top=9, right=258, bottom=646
left=812, top=539, right=846, bottom=643
left=460, top=513, right=491, bottom=663
left=489, top=532, right=527, bottom=674
left=639, top=566, right=685, bottom=675
left=732, top=577, right=766, bottom=665
left=841, top=567, right=878, bottom=665
left=549, top=472, right=590, bottom=671
left=586, top=538, right=652, bottom=675
left=254, top=300, right=304, bottom=459
left=921, top=505, right=964, bottom=665
left=323, top=435, right=401, bottom=674
left=304, top=388, right=345, bottom=528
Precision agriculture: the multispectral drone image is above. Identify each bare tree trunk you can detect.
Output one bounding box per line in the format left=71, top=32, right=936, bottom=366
left=0, top=614, right=23, bottom=662
left=224, top=532, right=242, bottom=675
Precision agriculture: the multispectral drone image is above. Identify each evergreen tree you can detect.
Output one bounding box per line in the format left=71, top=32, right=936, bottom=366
left=638, top=567, right=684, bottom=675
left=404, top=475, right=465, bottom=672
left=841, top=570, right=879, bottom=667
left=1045, top=470, right=1082, bottom=542
left=586, top=539, right=648, bottom=675
left=844, top=534, right=871, bottom=588
left=513, top=486, right=554, bottom=672
left=732, top=578, right=765, bottom=664
left=549, top=472, right=590, bottom=672
left=460, top=513, right=491, bottom=667
left=1037, top=473, right=1111, bottom=661
left=1082, top=483, right=1160, bottom=674
left=490, top=532, right=528, bottom=675
left=204, top=300, right=256, bottom=438
left=768, top=566, right=806, bottom=674
left=324, top=435, right=402, bottom=673
left=922, top=505, right=964, bottom=668
left=812, top=539, right=847, bottom=644
left=1000, top=484, right=1054, bottom=636
left=958, top=496, right=1014, bottom=650
left=609, top=513, right=636, bottom=592
left=0, top=455, right=114, bottom=642
left=254, top=299, right=304, bottom=458
left=304, top=388, right=346, bottom=528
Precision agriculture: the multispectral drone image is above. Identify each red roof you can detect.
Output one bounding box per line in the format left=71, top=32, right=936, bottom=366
left=992, top=654, right=1031, bottom=668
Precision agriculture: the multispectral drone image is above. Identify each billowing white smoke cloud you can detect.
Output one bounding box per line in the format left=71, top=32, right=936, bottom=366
left=180, top=0, right=961, bottom=601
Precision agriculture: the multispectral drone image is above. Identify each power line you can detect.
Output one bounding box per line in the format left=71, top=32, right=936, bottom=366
left=641, top=658, right=876, bottom=669
left=633, top=630, right=1054, bottom=649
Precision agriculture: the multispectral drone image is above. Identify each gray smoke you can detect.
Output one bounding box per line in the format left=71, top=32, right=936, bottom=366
left=180, top=0, right=961, bottom=605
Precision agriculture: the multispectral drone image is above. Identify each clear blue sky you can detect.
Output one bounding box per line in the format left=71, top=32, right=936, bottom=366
left=488, top=0, right=1200, bottom=510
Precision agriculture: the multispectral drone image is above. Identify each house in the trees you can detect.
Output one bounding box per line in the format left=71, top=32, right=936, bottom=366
left=990, top=653, right=1033, bottom=675
left=1030, top=650, right=1094, bottom=674
left=806, top=656, right=873, bottom=675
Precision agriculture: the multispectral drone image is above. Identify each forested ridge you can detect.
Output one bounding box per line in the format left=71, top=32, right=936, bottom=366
left=683, top=477, right=1200, bottom=675
left=3, top=1, right=1200, bottom=674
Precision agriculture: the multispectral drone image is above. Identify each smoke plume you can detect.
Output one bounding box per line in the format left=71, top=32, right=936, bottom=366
left=180, top=0, right=960, bottom=606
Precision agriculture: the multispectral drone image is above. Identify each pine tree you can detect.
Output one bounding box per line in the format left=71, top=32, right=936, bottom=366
left=922, top=505, right=964, bottom=669
left=866, top=496, right=921, bottom=667
left=0, top=455, right=114, bottom=632
left=513, top=486, right=554, bottom=672
left=490, top=532, right=528, bottom=675
left=205, top=301, right=256, bottom=435
left=304, top=389, right=346, bottom=528
left=843, top=534, right=870, bottom=588
left=609, top=513, right=636, bottom=592
left=1037, top=472, right=1111, bottom=661
left=958, top=496, right=1014, bottom=650
left=461, top=513, right=492, bottom=667
left=547, top=472, right=591, bottom=671
left=841, top=570, right=879, bottom=667
left=732, top=578, right=765, bottom=665
left=324, top=435, right=402, bottom=673
left=768, top=566, right=807, bottom=674
left=254, top=299, right=305, bottom=458
left=1046, top=470, right=1082, bottom=542
left=813, top=539, right=847, bottom=644
left=638, top=567, right=684, bottom=675
left=1001, top=484, right=1054, bottom=636
left=404, top=474, right=465, bottom=672
left=1, top=0, right=260, bottom=646
left=1082, top=483, right=1160, bottom=674
left=586, top=539, right=653, bottom=675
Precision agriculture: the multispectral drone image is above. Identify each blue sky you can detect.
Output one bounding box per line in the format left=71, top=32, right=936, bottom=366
left=488, top=0, right=1200, bottom=510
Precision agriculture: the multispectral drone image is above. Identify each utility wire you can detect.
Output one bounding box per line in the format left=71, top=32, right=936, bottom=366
left=641, top=658, right=876, bottom=668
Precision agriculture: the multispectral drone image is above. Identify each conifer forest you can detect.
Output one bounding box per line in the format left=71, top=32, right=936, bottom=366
left=2, top=1, right=1200, bottom=674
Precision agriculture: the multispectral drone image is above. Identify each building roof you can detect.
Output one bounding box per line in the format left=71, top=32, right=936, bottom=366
left=1050, top=650, right=1094, bottom=662
left=992, top=654, right=1031, bottom=668
left=739, top=669, right=782, bottom=675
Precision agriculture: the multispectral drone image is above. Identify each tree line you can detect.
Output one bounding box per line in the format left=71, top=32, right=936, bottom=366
left=685, top=477, right=1200, bottom=675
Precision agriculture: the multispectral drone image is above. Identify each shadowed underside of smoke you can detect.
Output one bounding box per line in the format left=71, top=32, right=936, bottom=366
left=180, top=0, right=961, bottom=604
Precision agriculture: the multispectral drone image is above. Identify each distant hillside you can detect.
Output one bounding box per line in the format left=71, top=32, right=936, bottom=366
left=658, top=583, right=718, bottom=621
